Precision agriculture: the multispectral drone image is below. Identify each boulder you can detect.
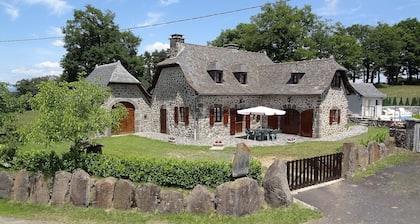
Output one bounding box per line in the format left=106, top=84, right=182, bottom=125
left=342, top=142, right=357, bottom=178
left=135, top=183, right=160, bottom=213
left=93, top=177, right=117, bottom=209
left=215, top=177, right=262, bottom=217
left=29, top=172, right=50, bottom=204
left=50, top=171, right=72, bottom=207
left=357, top=147, right=369, bottom=170
left=0, top=171, right=13, bottom=199
left=158, top=190, right=184, bottom=214
left=367, top=142, right=381, bottom=164
left=186, top=185, right=215, bottom=214
left=70, top=169, right=91, bottom=207
left=262, top=160, right=292, bottom=207
left=113, top=179, right=135, bottom=210
left=12, top=170, right=30, bottom=202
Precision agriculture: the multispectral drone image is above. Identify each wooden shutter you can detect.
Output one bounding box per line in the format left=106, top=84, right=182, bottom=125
left=185, top=107, right=190, bottom=125
left=174, top=107, right=179, bottom=124
left=223, top=107, right=229, bottom=125
left=245, top=115, right=251, bottom=129
left=329, top=109, right=333, bottom=125
left=209, top=107, right=215, bottom=126
left=337, top=109, right=341, bottom=124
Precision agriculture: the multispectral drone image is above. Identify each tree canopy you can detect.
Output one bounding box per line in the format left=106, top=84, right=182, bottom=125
left=23, top=79, right=126, bottom=147
left=61, top=5, right=144, bottom=83
left=210, top=1, right=419, bottom=85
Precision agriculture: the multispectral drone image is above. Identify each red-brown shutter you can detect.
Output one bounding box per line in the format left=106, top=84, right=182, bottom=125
left=246, top=115, right=251, bottom=128
left=223, top=107, right=229, bottom=125
left=337, top=109, right=341, bottom=124
left=185, top=107, right=189, bottom=125
left=174, top=107, right=179, bottom=124
left=329, top=109, right=333, bottom=125
left=209, top=107, right=215, bottom=126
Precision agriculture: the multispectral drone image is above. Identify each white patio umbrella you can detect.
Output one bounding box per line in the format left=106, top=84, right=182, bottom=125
left=237, top=106, right=286, bottom=116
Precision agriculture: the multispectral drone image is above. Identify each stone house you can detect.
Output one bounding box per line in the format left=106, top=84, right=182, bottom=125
left=87, top=61, right=152, bottom=134
left=148, top=34, right=357, bottom=139
left=347, top=83, right=386, bottom=119
left=88, top=34, right=357, bottom=139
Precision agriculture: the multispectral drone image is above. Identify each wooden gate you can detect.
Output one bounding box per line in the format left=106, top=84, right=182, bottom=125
left=286, top=152, right=343, bottom=190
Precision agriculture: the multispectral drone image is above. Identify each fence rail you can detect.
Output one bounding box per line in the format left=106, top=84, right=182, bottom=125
left=286, top=152, right=343, bottom=190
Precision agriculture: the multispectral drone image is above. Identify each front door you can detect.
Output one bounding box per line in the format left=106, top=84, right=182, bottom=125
left=300, top=109, right=313, bottom=137
left=160, top=108, right=167, bottom=134
left=267, top=115, right=279, bottom=129
left=281, top=109, right=300, bottom=135
left=112, top=102, right=135, bottom=135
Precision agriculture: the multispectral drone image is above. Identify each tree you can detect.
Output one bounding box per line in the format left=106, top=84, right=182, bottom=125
left=397, top=18, right=420, bottom=84
left=15, top=76, right=55, bottom=97
left=210, top=1, right=320, bottom=62
left=23, top=79, right=126, bottom=148
left=61, top=5, right=144, bottom=82
left=142, top=49, right=168, bottom=89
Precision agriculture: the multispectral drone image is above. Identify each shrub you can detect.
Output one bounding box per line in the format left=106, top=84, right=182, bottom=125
left=10, top=150, right=263, bottom=189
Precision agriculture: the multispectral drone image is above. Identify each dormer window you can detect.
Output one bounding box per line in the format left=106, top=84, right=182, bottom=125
left=288, top=72, right=304, bottom=84
left=208, top=70, right=223, bottom=83
left=234, top=72, right=247, bottom=84
left=331, top=72, right=341, bottom=88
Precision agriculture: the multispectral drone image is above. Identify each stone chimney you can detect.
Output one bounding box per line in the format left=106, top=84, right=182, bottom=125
left=169, top=34, right=184, bottom=57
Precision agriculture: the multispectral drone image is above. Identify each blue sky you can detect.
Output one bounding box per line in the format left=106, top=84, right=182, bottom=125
left=1, top=0, right=419, bottom=85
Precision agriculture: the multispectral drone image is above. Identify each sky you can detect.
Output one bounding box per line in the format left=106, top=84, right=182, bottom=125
left=1, top=0, right=419, bottom=85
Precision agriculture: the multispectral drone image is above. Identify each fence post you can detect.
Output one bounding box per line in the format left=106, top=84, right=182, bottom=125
left=341, top=142, right=357, bottom=178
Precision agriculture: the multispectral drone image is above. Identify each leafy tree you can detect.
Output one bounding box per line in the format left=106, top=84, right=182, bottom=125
left=405, top=97, right=410, bottom=106
left=392, top=97, right=397, bottom=106
left=15, top=76, right=56, bottom=97
left=412, top=97, right=418, bottom=106
left=23, top=79, right=126, bottom=148
left=142, top=49, right=168, bottom=89
left=397, top=18, right=420, bottom=84
left=61, top=5, right=144, bottom=82
left=398, top=97, right=404, bottom=106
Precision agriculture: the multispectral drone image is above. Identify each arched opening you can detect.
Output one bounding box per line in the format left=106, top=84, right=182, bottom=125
left=112, top=102, right=135, bottom=135
left=280, top=109, right=300, bottom=135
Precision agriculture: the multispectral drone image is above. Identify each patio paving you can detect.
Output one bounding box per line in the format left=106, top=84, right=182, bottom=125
left=135, top=125, right=368, bottom=147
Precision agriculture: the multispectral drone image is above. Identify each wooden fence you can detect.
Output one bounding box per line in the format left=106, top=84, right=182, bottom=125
left=286, top=152, right=343, bottom=190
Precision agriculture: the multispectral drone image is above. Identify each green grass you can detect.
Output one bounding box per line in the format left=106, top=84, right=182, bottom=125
left=377, top=85, right=420, bottom=99
left=0, top=200, right=321, bottom=224
left=351, top=150, right=420, bottom=180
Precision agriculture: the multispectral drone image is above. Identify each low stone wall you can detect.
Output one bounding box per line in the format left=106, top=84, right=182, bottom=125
left=0, top=164, right=292, bottom=217
left=341, top=139, right=398, bottom=178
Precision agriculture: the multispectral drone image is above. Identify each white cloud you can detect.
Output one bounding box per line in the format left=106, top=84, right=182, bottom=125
left=52, top=40, right=64, bottom=47
left=23, top=0, right=72, bottom=15
left=10, top=61, right=62, bottom=83
left=35, top=61, right=60, bottom=69
left=318, top=0, right=339, bottom=16
left=160, top=0, right=179, bottom=6
left=0, top=1, right=19, bottom=20
left=138, top=12, right=164, bottom=27
left=48, top=26, right=63, bottom=36
left=144, top=42, right=169, bottom=52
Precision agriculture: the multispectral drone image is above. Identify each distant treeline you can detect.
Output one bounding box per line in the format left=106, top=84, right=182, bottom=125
left=383, top=97, right=420, bottom=106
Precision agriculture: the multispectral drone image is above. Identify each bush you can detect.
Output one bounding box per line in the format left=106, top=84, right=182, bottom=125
left=10, top=150, right=263, bottom=189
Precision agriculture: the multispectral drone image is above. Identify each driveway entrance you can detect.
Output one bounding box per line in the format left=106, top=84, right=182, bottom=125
left=294, top=157, right=420, bottom=224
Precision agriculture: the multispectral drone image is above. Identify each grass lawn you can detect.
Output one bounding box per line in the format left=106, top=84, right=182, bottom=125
left=377, top=84, right=420, bottom=99
left=0, top=200, right=321, bottom=224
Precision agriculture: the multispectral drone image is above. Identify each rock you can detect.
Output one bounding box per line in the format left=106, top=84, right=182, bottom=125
left=50, top=171, right=72, bottom=207
left=113, top=179, right=135, bottom=210
left=379, top=143, right=388, bottom=158
left=70, top=169, right=91, bottom=207
left=357, top=147, right=369, bottom=170
left=135, top=183, right=160, bottom=213
left=0, top=171, right=13, bottom=199
left=262, top=160, right=292, bottom=207
left=158, top=190, right=184, bottom=214
left=367, top=142, right=381, bottom=164
left=342, top=142, right=357, bottom=178
left=12, top=170, right=30, bottom=202
left=93, top=177, right=117, bottom=209
left=215, top=177, right=262, bottom=217
left=29, top=172, right=50, bottom=204
left=186, top=185, right=215, bottom=214
left=232, top=143, right=251, bottom=178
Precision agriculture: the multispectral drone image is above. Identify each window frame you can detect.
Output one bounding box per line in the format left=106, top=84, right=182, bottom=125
left=234, top=72, right=247, bottom=84
left=329, top=109, right=341, bottom=125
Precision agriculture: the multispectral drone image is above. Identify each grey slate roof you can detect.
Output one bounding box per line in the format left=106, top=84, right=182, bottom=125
left=87, top=61, right=140, bottom=86
left=351, top=83, right=387, bottom=98
left=156, top=43, right=354, bottom=96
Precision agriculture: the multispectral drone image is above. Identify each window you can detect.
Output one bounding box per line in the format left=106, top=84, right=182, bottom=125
left=329, top=109, right=341, bottom=125
left=174, top=106, right=189, bottom=125
left=234, top=72, right=247, bottom=84
left=331, top=72, right=341, bottom=88
left=209, top=106, right=223, bottom=126
left=288, top=73, right=304, bottom=84
left=208, top=70, right=223, bottom=83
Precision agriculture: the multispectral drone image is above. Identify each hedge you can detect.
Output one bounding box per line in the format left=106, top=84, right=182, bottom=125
left=8, top=150, right=262, bottom=189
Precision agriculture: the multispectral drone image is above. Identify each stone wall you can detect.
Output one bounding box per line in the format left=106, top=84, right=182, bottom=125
left=0, top=167, right=292, bottom=217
